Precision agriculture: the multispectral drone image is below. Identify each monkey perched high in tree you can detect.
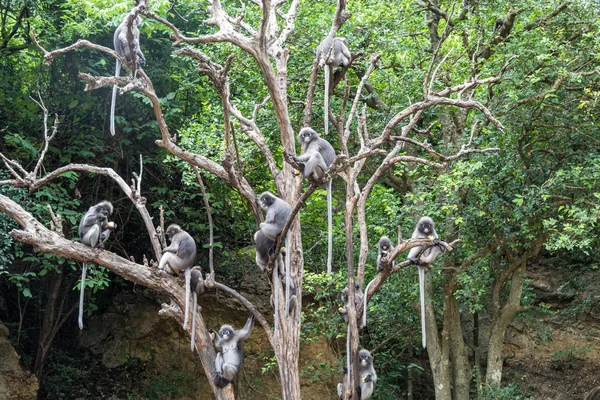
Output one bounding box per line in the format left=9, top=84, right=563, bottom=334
left=77, top=201, right=116, bottom=330
left=158, top=224, right=197, bottom=332
left=407, top=217, right=445, bottom=348
left=316, top=36, right=351, bottom=136
left=110, top=14, right=146, bottom=136
left=293, top=127, right=336, bottom=274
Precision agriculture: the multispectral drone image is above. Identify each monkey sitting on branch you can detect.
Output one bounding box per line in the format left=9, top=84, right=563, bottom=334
left=77, top=200, right=117, bottom=330
left=110, top=13, right=146, bottom=136
left=158, top=224, right=197, bottom=334
left=407, top=216, right=446, bottom=349
left=293, top=127, right=336, bottom=274
left=316, top=36, right=351, bottom=136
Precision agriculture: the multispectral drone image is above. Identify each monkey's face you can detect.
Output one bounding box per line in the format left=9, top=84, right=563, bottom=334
left=419, top=222, right=433, bottom=235
left=165, top=224, right=182, bottom=239
left=219, top=326, right=234, bottom=340
left=341, top=287, right=348, bottom=303
left=259, top=193, right=274, bottom=209
left=359, top=351, right=372, bottom=366
left=298, top=128, right=316, bottom=144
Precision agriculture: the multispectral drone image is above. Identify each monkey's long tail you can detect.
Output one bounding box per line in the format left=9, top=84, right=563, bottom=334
left=183, top=268, right=191, bottom=330
left=361, top=279, right=375, bottom=329
left=191, top=291, right=197, bottom=351
left=284, top=232, right=291, bottom=317
left=324, top=64, right=330, bottom=137
left=109, top=60, right=121, bottom=136
left=273, top=260, right=279, bottom=337
left=419, top=265, right=426, bottom=348
left=345, top=324, right=351, bottom=390
left=326, top=179, right=333, bottom=274
left=78, top=263, right=87, bottom=330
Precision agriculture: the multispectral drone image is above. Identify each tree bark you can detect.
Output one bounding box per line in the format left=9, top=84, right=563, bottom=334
left=485, top=262, right=526, bottom=386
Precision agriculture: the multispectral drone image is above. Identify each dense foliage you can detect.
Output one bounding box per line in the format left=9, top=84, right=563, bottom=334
left=1, top=0, right=599, bottom=398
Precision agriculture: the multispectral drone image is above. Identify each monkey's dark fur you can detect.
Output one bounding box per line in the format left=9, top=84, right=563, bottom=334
left=77, top=200, right=116, bottom=330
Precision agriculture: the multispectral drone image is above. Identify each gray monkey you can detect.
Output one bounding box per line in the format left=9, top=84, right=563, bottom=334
left=377, top=236, right=394, bottom=271
left=77, top=200, right=116, bottom=330
left=293, top=127, right=336, bottom=274
left=158, top=224, right=197, bottom=331
left=339, top=283, right=365, bottom=382
left=258, top=192, right=293, bottom=322
left=110, top=14, right=146, bottom=136
left=339, top=283, right=364, bottom=325
left=209, top=315, right=255, bottom=388
left=337, top=349, right=377, bottom=400
left=190, top=266, right=205, bottom=351
left=253, top=229, right=277, bottom=273
left=407, top=216, right=445, bottom=349
left=316, top=37, right=351, bottom=136
left=254, top=230, right=296, bottom=318
left=357, top=349, right=377, bottom=399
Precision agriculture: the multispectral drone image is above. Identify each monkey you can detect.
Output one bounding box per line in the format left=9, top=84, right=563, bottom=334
left=377, top=236, right=394, bottom=271
left=293, top=127, right=336, bottom=274
left=585, top=387, right=600, bottom=400
left=337, top=349, right=377, bottom=400
left=339, top=283, right=364, bottom=324
left=254, top=227, right=286, bottom=332
left=77, top=201, right=116, bottom=330
left=190, top=266, right=205, bottom=351
left=258, top=191, right=293, bottom=324
left=110, top=14, right=146, bottom=136
left=338, top=283, right=364, bottom=382
left=316, top=36, right=351, bottom=136
left=407, top=216, right=445, bottom=349
left=158, top=224, right=197, bottom=331
left=357, top=349, right=377, bottom=399
left=253, top=229, right=278, bottom=273
left=493, top=17, right=504, bottom=33
left=208, top=315, right=254, bottom=388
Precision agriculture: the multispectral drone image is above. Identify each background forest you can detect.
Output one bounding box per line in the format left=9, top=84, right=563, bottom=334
left=1, top=0, right=600, bottom=399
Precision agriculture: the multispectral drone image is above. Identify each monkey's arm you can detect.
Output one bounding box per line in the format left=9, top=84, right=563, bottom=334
left=81, top=213, right=105, bottom=228
left=293, top=152, right=313, bottom=163
left=162, top=243, right=179, bottom=253
left=237, top=315, right=255, bottom=341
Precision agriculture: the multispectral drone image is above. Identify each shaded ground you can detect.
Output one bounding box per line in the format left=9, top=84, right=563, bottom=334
left=503, top=263, right=600, bottom=400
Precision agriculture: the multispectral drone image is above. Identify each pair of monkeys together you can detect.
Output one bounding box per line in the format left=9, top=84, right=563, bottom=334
left=108, top=13, right=351, bottom=142
left=77, top=201, right=250, bottom=388
left=341, top=217, right=445, bottom=349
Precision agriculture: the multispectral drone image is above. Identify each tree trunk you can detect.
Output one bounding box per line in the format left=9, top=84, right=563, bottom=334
left=423, top=272, right=452, bottom=400
left=485, top=262, right=526, bottom=386
left=34, top=270, right=74, bottom=377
